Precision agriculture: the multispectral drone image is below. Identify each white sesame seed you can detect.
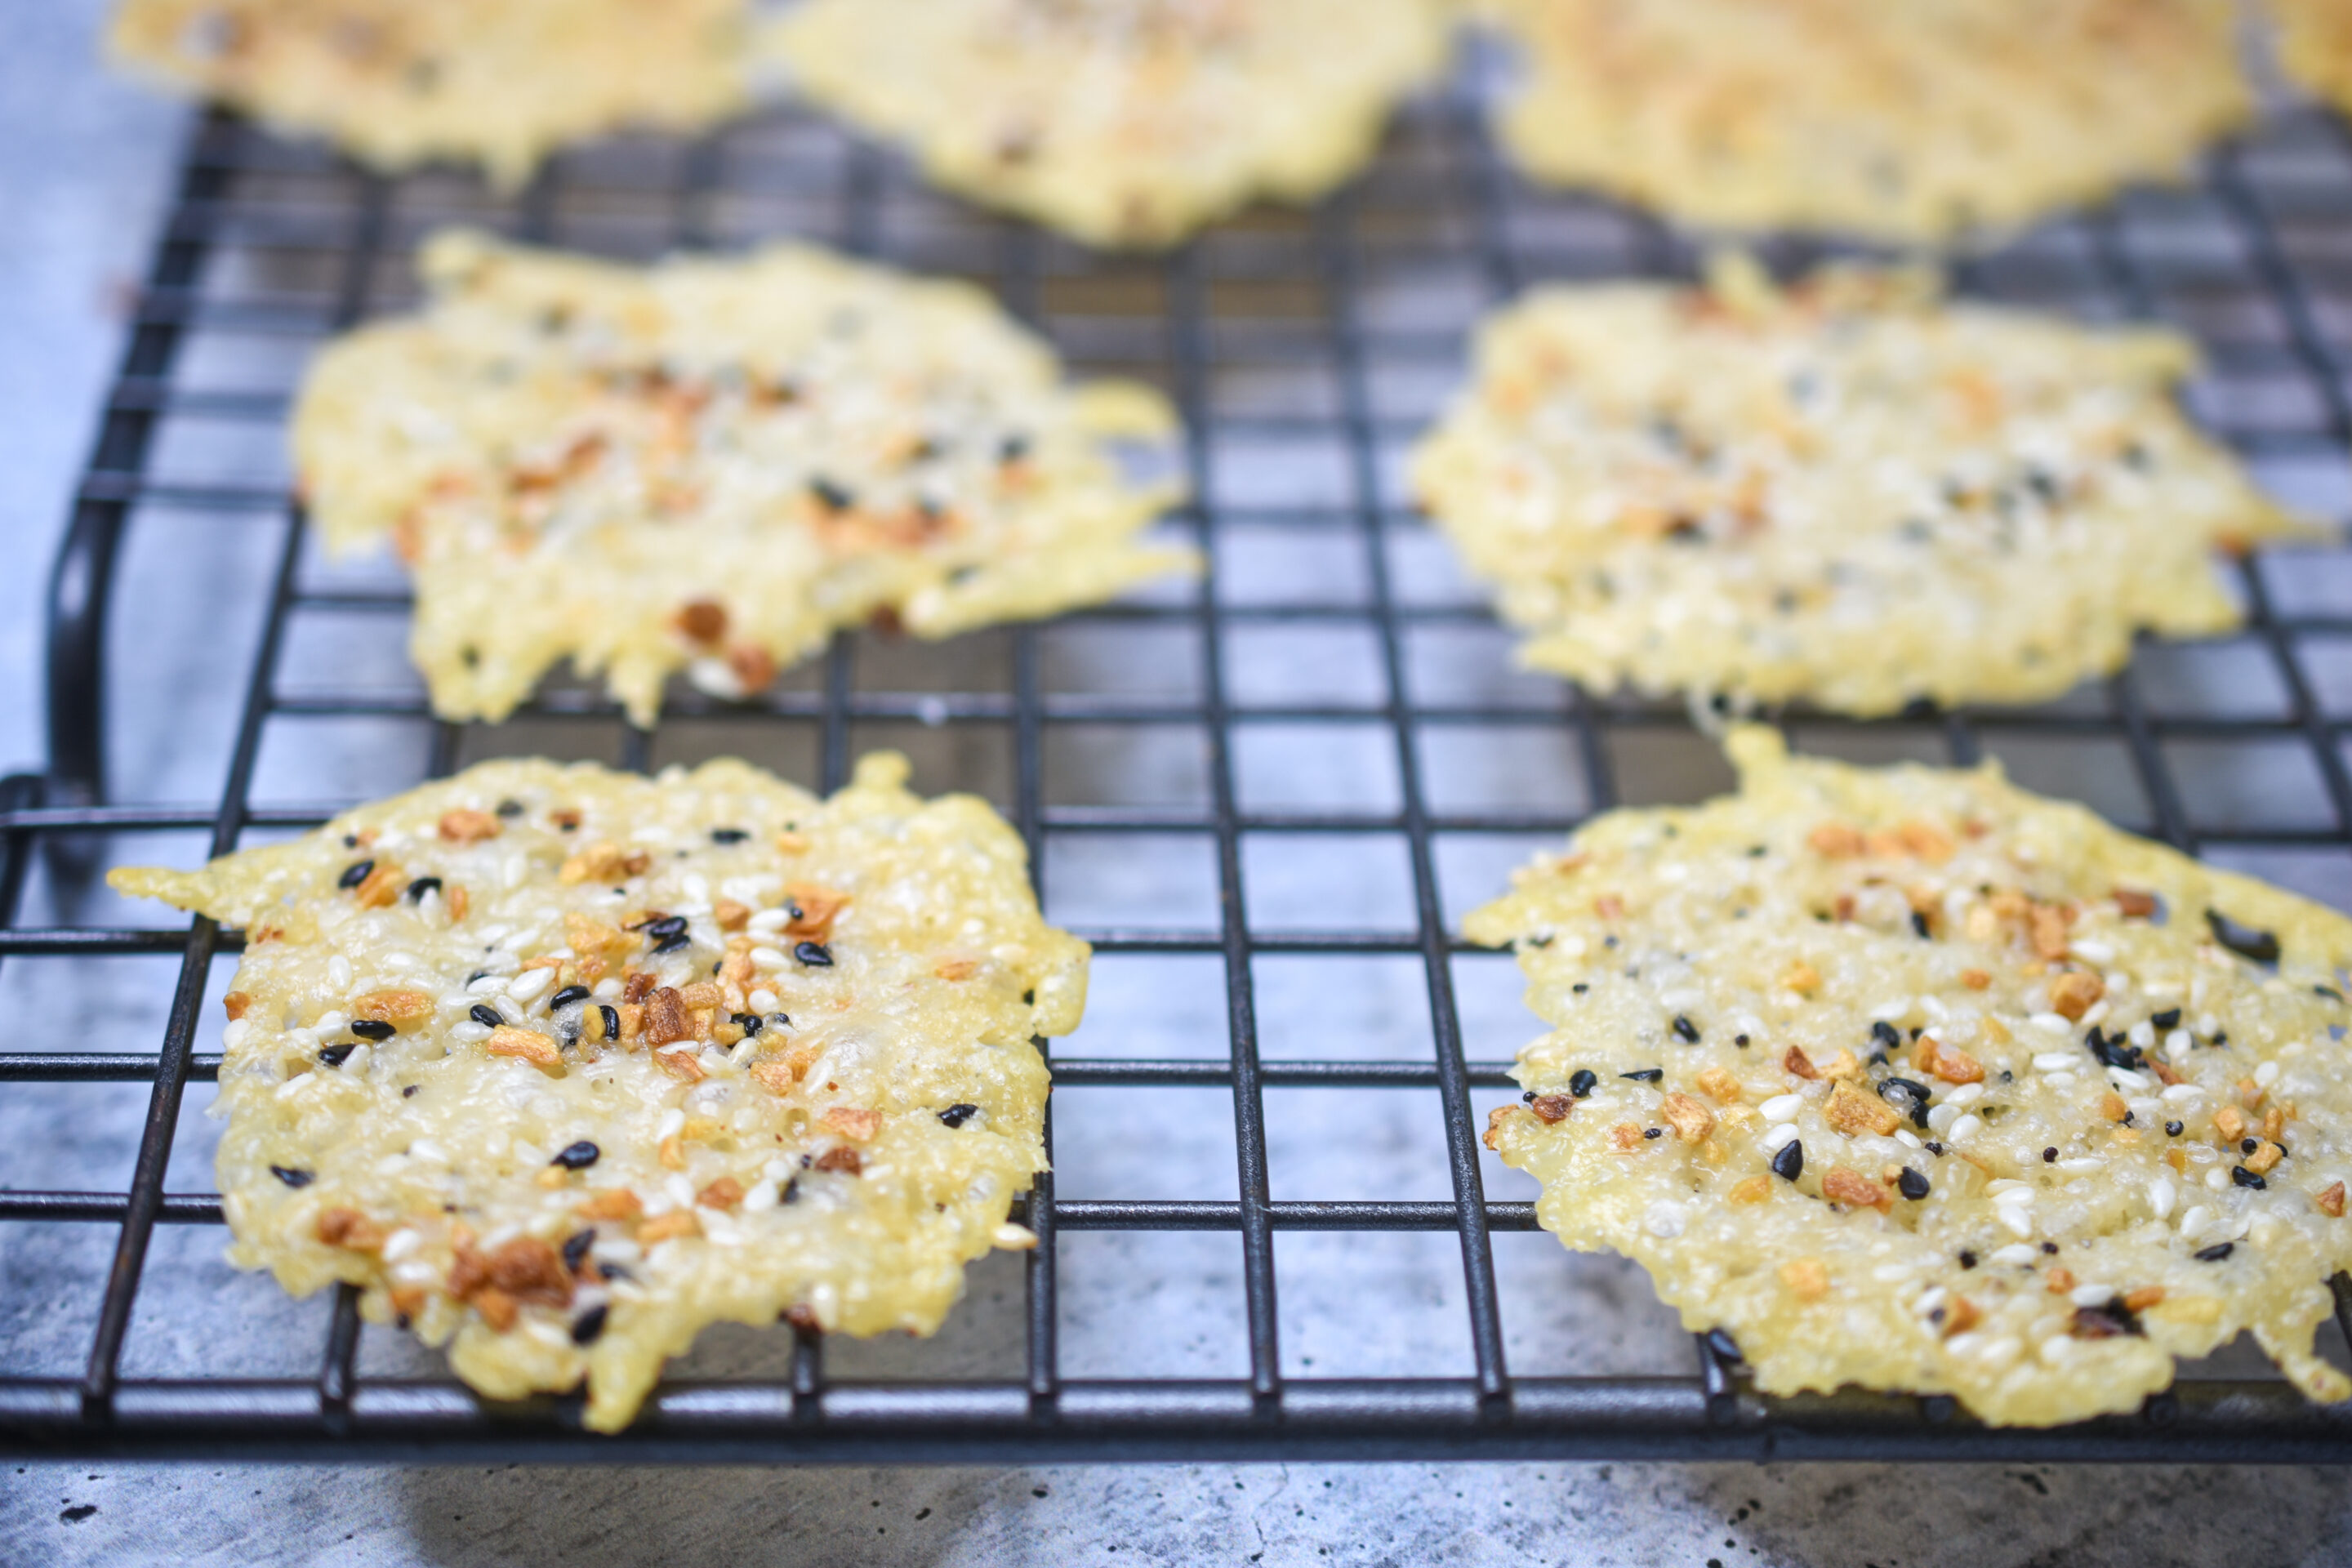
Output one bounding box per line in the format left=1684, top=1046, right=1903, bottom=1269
left=749, top=988, right=779, bottom=1012
left=664, top=1174, right=696, bottom=1207
left=2206, top=1166, right=2228, bottom=1190
left=1944, top=1083, right=1984, bottom=1107
left=748, top=908, right=787, bottom=934
left=221, top=1021, right=251, bottom=1049
left=1761, top=1121, right=1801, bottom=1152
left=2256, top=1061, right=2280, bottom=1088
left=2031, top=1051, right=2077, bottom=1072
left=592, top=978, right=623, bottom=1000
left=2127, top=1021, right=2155, bottom=1049
left=2166, top=1029, right=2192, bottom=1054
left=2029, top=1013, right=2073, bottom=1036
left=657, top=1108, right=686, bottom=1140
left=1760, top=1094, right=1803, bottom=1122
left=327, top=956, right=354, bottom=989
left=408, top=1139, right=449, bottom=1165
left=314, top=1011, right=348, bottom=1034
left=2179, top=1205, right=2211, bottom=1238
left=751, top=945, right=790, bottom=970
left=507, top=968, right=553, bottom=1003
left=2149, top=1175, right=2176, bottom=1218
left=2069, top=1285, right=2114, bottom=1307
left=1949, top=1114, right=1983, bottom=1143
left=381, top=1229, right=422, bottom=1263
left=1895, top=1130, right=1922, bottom=1149
left=742, top=1180, right=781, bottom=1213
left=2162, top=1083, right=2203, bottom=1102
left=1869, top=998, right=1910, bottom=1021
left=1988, top=1244, right=2038, bottom=1266
left=467, top=973, right=507, bottom=995
left=2056, top=1158, right=2101, bottom=1173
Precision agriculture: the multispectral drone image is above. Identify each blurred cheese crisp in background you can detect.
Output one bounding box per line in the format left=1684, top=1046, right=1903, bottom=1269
left=107, top=0, right=761, bottom=189
left=1479, top=0, right=2254, bottom=245
left=772, top=0, right=1453, bottom=248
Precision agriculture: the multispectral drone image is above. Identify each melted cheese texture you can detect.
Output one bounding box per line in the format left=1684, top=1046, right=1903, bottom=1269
left=112, top=752, right=1080, bottom=1432
left=773, top=0, right=1450, bottom=247
left=1472, top=728, right=2352, bottom=1426
left=109, top=0, right=755, bottom=188
left=1481, top=0, right=2251, bottom=243
left=294, top=231, right=1193, bottom=726
left=1410, top=256, right=2314, bottom=717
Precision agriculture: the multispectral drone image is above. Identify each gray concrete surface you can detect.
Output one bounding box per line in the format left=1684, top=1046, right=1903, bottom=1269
left=7, top=3, right=2352, bottom=1564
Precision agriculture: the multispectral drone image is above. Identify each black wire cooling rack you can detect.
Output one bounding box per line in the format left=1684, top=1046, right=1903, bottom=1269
left=7, top=69, right=2352, bottom=1463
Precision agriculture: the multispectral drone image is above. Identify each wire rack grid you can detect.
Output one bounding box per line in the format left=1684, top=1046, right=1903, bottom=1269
left=6, top=65, right=2352, bottom=1463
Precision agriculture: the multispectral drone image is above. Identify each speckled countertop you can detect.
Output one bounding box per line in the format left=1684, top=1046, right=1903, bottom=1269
left=7, top=4, right=2352, bottom=1564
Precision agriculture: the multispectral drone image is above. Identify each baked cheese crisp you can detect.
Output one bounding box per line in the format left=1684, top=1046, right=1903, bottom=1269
left=293, top=231, right=1193, bottom=727
left=2278, top=0, right=2352, bottom=120
left=1479, top=0, right=2251, bottom=243
left=107, top=0, right=755, bottom=189
left=1410, top=255, right=2314, bottom=718
left=771, top=0, right=1451, bottom=247
left=111, top=752, right=1079, bottom=1432
left=1472, top=728, right=2352, bottom=1426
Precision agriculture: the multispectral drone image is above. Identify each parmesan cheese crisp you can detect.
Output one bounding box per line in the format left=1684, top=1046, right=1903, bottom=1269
left=1472, top=728, right=2352, bottom=1427
left=111, top=752, right=1079, bottom=1432
left=1479, top=0, right=2251, bottom=244
left=293, top=231, right=1193, bottom=726
left=1410, top=255, right=2316, bottom=718
left=773, top=0, right=1450, bottom=247
left=2278, top=0, right=2352, bottom=122
left=108, top=0, right=757, bottom=189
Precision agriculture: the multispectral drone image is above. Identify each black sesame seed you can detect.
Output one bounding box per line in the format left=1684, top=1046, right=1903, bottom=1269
left=337, top=859, right=375, bottom=889
left=1521, top=1090, right=1538, bottom=1102
left=1896, top=1168, right=1931, bottom=1200
left=2231, top=1165, right=2267, bottom=1189
left=938, top=1103, right=980, bottom=1129
left=495, top=799, right=524, bottom=817
left=350, top=1019, right=395, bottom=1041
left=1733, top=1034, right=1750, bottom=1048
left=599, top=1263, right=635, bottom=1282
left=342, top=834, right=359, bottom=849
left=1620, top=1067, right=1663, bottom=1082
left=998, top=434, right=1031, bottom=463
left=780, top=1178, right=800, bottom=1205
left=1958, top=1250, right=1978, bottom=1269
left=650, top=933, right=693, bottom=956
left=795, top=941, right=834, bottom=967
left=2151, top=1008, right=2181, bottom=1029
left=1770, top=1140, right=1804, bottom=1182
left=2317, top=985, right=2345, bottom=1003
left=1926, top=1141, right=1944, bottom=1156
left=2195, top=1241, right=2236, bottom=1263
left=562, top=1230, right=595, bottom=1272
left=2071, top=1298, right=2145, bottom=1340
left=571, top=1304, right=608, bottom=1347
left=1569, top=1069, right=1599, bottom=1098
left=402, top=1085, right=418, bottom=1098
left=2206, top=909, right=2281, bottom=964
left=2165, top=1120, right=2184, bottom=1137
left=1643, top=1127, right=1664, bottom=1139
left=1571, top=983, right=1589, bottom=994
left=1870, top=1021, right=1902, bottom=1052
left=470, top=1004, right=505, bottom=1030
left=732, top=1012, right=764, bottom=1036
left=270, top=1165, right=313, bottom=1188
left=404, top=876, right=443, bottom=902
left=2043, top=1147, right=2058, bottom=1163
left=549, top=985, right=591, bottom=1011
left=640, top=915, right=688, bottom=940
left=553, top=1141, right=600, bottom=1169
left=598, top=1004, right=620, bottom=1043
left=769, top=1012, right=792, bottom=1030
left=710, top=827, right=750, bottom=844
left=1879, top=1077, right=1933, bottom=1129
left=2242, top=1137, right=2261, bottom=1155
left=1672, top=1014, right=1702, bottom=1043
left=318, top=1044, right=356, bottom=1067
left=1910, top=911, right=1932, bottom=938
